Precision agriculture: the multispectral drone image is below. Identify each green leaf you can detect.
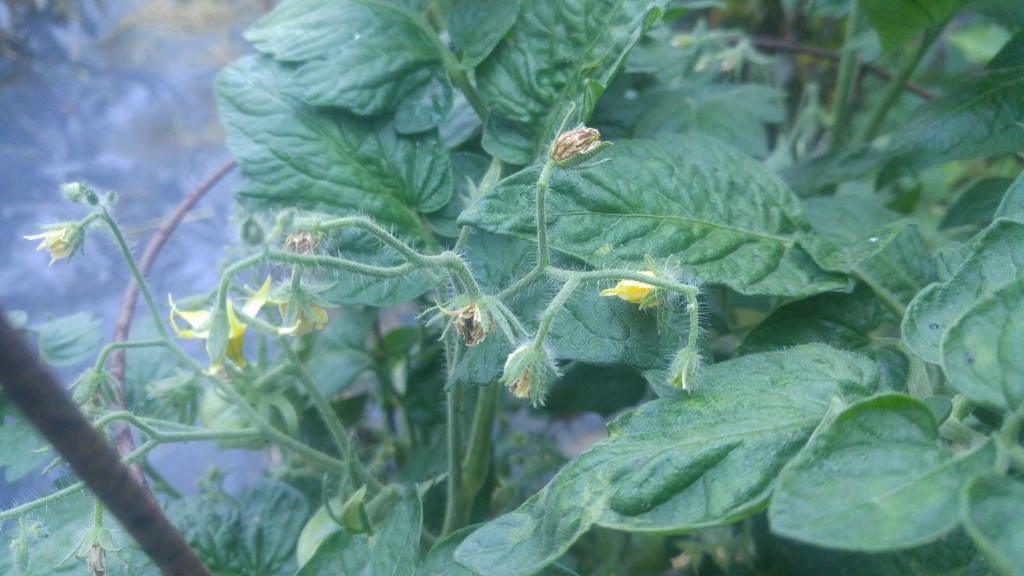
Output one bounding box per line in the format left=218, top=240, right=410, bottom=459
left=798, top=184, right=934, bottom=313
left=168, top=480, right=309, bottom=575
left=881, top=68, right=1024, bottom=178
left=0, top=420, right=51, bottom=483
left=859, top=0, right=968, bottom=51
left=769, top=395, right=995, bottom=551
left=961, top=474, right=1024, bottom=576
left=394, top=71, right=454, bottom=134
left=217, top=56, right=453, bottom=240
left=969, top=0, right=1024, bottom=27
left=939, top=177, right=1015, bottom=230
left=0, top=493, right=160, bottom=575
left=544, top=362, right=647, bottom=417
left=799, top=221, right=908, bottom=275
left=993, top=168, right=1024, bottom=222
left=986, top=29, right=1024, bottom=70
left=632, top=83, right=785, bottom=158
left=298, top=490, right=421, bottom=575
left=903, top=219, right=1024, bottom=364
left=452, top=270, right=693, bottom=385
left=455, top=345, right=879, bottom=575
left=477, top=0, right=668, bottom=163
left=427, top=153, right=491, bottom=238
left=306, top=306, right=376, bottom=397
left=738, top=284, right=887, bottom=354
left=849, top=224, right=935, bottom=313
left=321, top=230, right=432, bottom=306
left=780, top=146, right=890, bottom=197
left=244, top=0, right=451, bottom=128
left=447, top=0, right=520, bottom=69
left=757, top=526, right=988, bottom=576
left=460, top=137, right=846, bottom=297
left=422, top=526, right=580, bottom=576
left=941, top=277, right=1024, bottom=410
left=35, top=311, right=103, bottom=367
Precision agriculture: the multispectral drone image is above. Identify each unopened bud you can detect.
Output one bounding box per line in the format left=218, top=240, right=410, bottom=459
left=240, top=216, right=265, bottom=245
left=61, top=182, right=101, bottom=205
left=668, top=347, right=700, bottom=391
left=550, top=126, right=602, bottom=163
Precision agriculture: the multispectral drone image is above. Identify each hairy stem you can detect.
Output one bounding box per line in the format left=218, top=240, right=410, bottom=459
left=535, top=159, right=556, bottom=267
left=853, top=25, right=944, bottom=144
left=442, top=378, right=465, bottom=536
left=829, top=3, right=863, bottom=148
left=280, top=340, right=383, bottom=494
left=98, top=211, right=169, bottom=342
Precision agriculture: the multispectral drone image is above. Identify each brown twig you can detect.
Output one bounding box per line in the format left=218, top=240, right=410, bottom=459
left=106, top=159, right=237, bottom=485
left=0, top=308, right=213, bottom=576
left=746, top=35, right=935, bottom=100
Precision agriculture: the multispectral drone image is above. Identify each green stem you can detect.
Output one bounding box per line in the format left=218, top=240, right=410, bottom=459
left=497, top=266, right=545, bottom=300
left=0, top=482, right=87, bottom=524
left=829, top=3, right=863, bottom=148
left=534, top=278, right=579, bottom=345
left=0, top=427, right=262, bottom=524
left=93, top=339, right=167, bottom=373
left=535, top=160, right=556, bottom=267
left=853, top=25, right=944, bottom=144
left=951, top=395, right=976, bottom=422
left=851, top=267, right=907, bottom=319
left=280, top=339, right=383, bottom=494
left=99, top=210, right=169, bottom=341
left=318, top=216, right=428, bottom=262
left=437, top=252, right=484, bottom=299
left=158, top=334, right=350, bottom=473
left=462, top=381, right=500, bottom=497
left=93, top=497, right=103, bottom=528
left=442, top=378, right=465, bottom=536
left=939, top=419, right=988, bottom=447
left=686, top=292, right=700, bottom=352
left=454, top=225, right=473, bottom=253
left=139, top=459, right=183, bottom=500
left=442, top=381, right=501, bottom=534
left=996, top=407, right=1024, bottom=474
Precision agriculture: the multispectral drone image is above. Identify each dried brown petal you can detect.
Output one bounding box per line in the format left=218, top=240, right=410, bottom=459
left=508, top=367, right=531, bottom=399
left=550, top=127, right=601, bottom=163
left=283, top=231, right=319, bottom=254
left=452, top=301, right=495, bottom=346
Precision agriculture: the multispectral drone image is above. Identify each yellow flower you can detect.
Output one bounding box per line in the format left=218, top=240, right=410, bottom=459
left=278, top=302, right=329, bottom=336
left=600, top=271, right=659, bottom=309
left=169, top=277, right=273, bottom=369
left=24, top=224, right=81, bottom=265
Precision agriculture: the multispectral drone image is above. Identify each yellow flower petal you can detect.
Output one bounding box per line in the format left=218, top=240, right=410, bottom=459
left=25, top=225, right=79, bottom=265
left=599, top=271, right=658, bottom=307
left=168, top=295, right=211, bottom=339
left=242, top=276, right=273, bottom=318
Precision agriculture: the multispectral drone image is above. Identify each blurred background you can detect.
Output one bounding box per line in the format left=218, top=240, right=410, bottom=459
left=0, top=0, right=269, bottom=514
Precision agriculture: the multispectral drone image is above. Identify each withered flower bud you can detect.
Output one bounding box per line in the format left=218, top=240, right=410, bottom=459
left=502, top=345, right=535, bottom=399
left=87, top=544, right=106, bottom=576
left=283, top=230, right=319, bottom=254
left=452, top=300, right=495, bottom=347
left=550, top=126, right=602, bottom=163
left=508, top=367, right=531, bottom=399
